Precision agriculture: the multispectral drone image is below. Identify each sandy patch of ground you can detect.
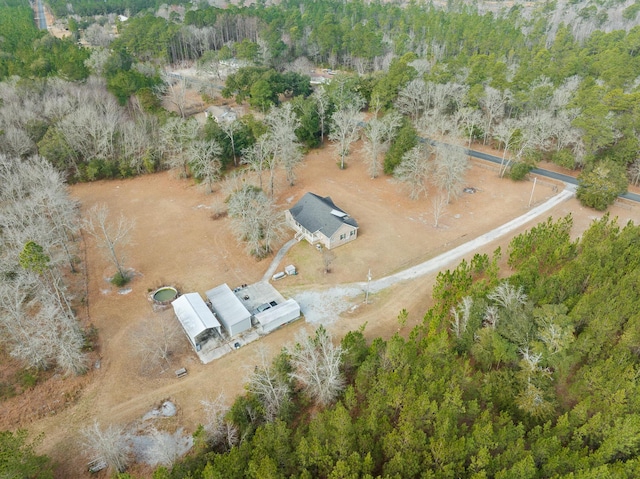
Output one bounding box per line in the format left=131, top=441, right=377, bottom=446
left=9, top=141, right=640, bottom=478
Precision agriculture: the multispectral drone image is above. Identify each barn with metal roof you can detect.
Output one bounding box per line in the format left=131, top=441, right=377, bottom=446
left=171, top=293, right=221, bottom=352
left=206, top=283, right=252, bottom=337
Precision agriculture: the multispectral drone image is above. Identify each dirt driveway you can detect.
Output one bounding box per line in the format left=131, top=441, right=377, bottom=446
left=10, top=142, right=640, bottom=477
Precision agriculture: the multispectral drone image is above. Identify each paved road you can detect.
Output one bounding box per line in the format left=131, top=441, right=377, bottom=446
left=34, top=0, right=47, bottom=30
left=462, top=144, right=640, bottom=203
left=422, top=137, right=640, bottom=202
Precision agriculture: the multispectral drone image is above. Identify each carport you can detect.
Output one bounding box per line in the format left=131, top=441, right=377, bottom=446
left=254, top=298, right=301, bottom=334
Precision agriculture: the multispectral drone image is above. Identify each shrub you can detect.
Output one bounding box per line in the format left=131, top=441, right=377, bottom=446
left=384, top=118, right=417, bottom=174
left=18, top=369, right=39, bottom=389
left=111, top=271, right=130, bottom=287
left=0, top=381, right=16, bottom=400
left=83, top=324, right=99, bottom=352
left=509, top=162, right=533, bottom=181
left=576, top=160, right=628, bottom=211
left=551, top=149, right=576, bottom=169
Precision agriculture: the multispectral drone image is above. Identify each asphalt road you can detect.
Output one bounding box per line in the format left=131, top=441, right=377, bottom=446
left=463, top=144, right=640, bottom=203
left=35, top=0, right=47, bottom=30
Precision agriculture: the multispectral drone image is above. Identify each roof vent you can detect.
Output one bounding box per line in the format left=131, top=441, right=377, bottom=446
left=330, top=209, right=347, bottom=218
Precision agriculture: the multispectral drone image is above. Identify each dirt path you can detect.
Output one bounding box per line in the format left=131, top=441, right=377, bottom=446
left=11, top=143, right=640, bottom=478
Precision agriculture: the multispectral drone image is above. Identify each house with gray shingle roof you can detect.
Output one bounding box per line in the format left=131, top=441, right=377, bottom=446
left=285, top=192, right=358, bottom=249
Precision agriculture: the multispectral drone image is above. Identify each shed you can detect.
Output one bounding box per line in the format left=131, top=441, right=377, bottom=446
left=285, top=264, right=297, bottom=275
left=254, top=299, right=301, bottom=334
left=171, top=293, right=221, bottom=351
left=206, top=284, right=252, bottom=337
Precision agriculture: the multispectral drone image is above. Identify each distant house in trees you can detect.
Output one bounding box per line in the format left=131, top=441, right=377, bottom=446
left=204, top=106, right=238, bottom=123
left=172, top=293, right=221, bottom=352
left=285, top=192, right=358, bottom=249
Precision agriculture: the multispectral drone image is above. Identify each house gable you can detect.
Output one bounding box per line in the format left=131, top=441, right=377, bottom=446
left=328, top=222, right=358, bottom=248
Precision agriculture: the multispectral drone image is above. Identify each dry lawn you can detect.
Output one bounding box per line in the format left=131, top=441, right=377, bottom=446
left=4, top=142, right=640, bottom=478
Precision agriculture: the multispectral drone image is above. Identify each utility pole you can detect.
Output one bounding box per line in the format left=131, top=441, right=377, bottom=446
left=528, top=177, right=537, bottom=208
left=365, top=268, right=372, bottom=304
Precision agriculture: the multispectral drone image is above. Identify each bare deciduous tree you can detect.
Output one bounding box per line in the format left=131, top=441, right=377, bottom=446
left=454, top=106, right=483, bottom=147
left=493, top=118, right=521, bottom=177
left=82, top=421, right=132, bottom=474
left=520, top=110, right=555, bottom=154
left=289, top=326, right=345, bottom=407
left=57, top=93, right=123, bottom=164
left=450, top=296, right=473, bottom=338
left=197, top=50, right=222, bottom=80
left=83, top=25, right=113, bottom=48
left=395, top=78, right=428, bottom=121
left=243, top=135, right=273, bottom=192
left=550, top=76, right=581, bottom=113
left=431, top=143, right=470, bottom=203
left=159, top=117, right=199, bottom=178
left=219, top=120, right=239, bottom=166
left=122, top=112, right=155, bottom=160
left=431, top=191, right=448, bottom=228
left=329, top=105, right=363, bottom=170
left=394, top=144, right=431, bottom=200
left=160, top=74, right=189, bottom=118
left=312, top=86, right=330, bottom=144
left=247, top=347, right=292, bottom=422
left=279, top=140, right=304, bottom=187
left=264, top=103, right=303, bottom=188
left=133, top=311, right=184, bottom=374
left=0, top=276, right=51, bottom=370
left=553, top=110, right=581, bottom=153
left=480, top=86, right=512, bottom=144
left=189, top=139, right=222, bottom=193
left=628, top=158, right=640, bottom=186
left=201, top=394, right=237, bottom=448
left=144, top=427, right=191, bottom=467
left=363, top=110, right=402, bottom=179
left=83, top=204, right=134, bottom=283
left=0, top=155, right=86, bottom=375
left=2, top=125, right=34, bottom=158
left=488, top=282, right=528, bottom=311
left=30, top=286, right=87, bottom=375
left=227, top=185, right=284, bottom=258
left=322, top=248, right=336, bottom=274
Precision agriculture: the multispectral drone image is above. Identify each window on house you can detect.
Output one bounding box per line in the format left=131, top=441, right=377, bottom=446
left=340, top=234, right=346, bottom=240
left=350, top=230, right=355, bottom=236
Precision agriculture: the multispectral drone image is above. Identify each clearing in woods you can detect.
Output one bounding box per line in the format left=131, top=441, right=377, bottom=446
left=5, top=141, right=640, bottom=478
